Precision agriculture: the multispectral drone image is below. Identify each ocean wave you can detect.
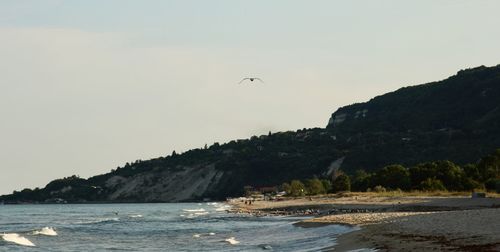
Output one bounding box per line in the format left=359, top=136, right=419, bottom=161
left=1, top=233, right=35, bottom=247
left=77, top=217, right=119, bottom=225
left=192, top=232, right=216, bottom=238
left=215, top=206, right=231, bottom=212
left=194, top=212, right=209, bottom=216
left=182, top=208, right=206, bottom=212
left=182, top=212, right=209, bottom=219
left=128, top=214, right=143, bottom=218
left=224, top=237, right=240, bottom=245
left=32, top=227, right=58, bottom=236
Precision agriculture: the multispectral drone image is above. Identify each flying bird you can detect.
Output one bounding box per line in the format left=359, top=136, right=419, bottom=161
left=238, top=77, right=264, bottom=84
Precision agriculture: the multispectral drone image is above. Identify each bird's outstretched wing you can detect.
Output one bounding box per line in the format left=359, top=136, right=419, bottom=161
left=238, top=78, right=250, bottom=84
left=254, top=78, right=264, bottom=83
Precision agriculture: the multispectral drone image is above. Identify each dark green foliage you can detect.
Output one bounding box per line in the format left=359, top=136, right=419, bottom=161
left=409, top=161, right=465, bottom=191
left=320, top=179, right=332, bottom=193
left=351, top=170, right=371, bottom=192
left=281, top=182, right=291, bottom=194
left=288, top=180, right=306, bottom=196
left=463, top=164, right=481, bottom=181
left=373, top=165, right=410, bottom=190
left=476, top=149, right=500, bottom=181
left=485, top=179, right=500, bottom=192
left=304, top=178, right=326, bottom=195
left=419, top=178, right=446, bottom=191
left=332, top=174, right=351, bottom=192
left=328, top=65, right=500, bottom=172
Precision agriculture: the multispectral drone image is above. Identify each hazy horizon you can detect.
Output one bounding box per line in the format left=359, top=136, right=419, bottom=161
left=1, top=0, right=500, bottom=194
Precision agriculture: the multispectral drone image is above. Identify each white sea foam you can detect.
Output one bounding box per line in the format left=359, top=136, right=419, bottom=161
left=1, top=233, right=36, bottom=247
left=192, top=234, right=201, bottom=238
left=215, top=204, right=231, bottom=212
left=33, top=227, right=58, bottom=236
left=183, top=208, right=205, bottom=212
left=206, top=202, right=218, bottom=206
left=225, top=237, right=240, bottom=245
left=261, top=245, right=273, bottom=250
left=194, top=212, right=209, bottom=216
left=208, top=232, right=216, bottom=236
left=129, top=214, right=143, bottom=218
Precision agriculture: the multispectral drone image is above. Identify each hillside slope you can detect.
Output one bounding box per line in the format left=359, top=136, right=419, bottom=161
left=327, top=65, right=500, bottom=170
left=2, top=65, right=500, bottom=203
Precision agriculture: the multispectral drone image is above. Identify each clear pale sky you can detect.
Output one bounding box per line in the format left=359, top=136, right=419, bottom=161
left=1, top=0, right=499, bottom=194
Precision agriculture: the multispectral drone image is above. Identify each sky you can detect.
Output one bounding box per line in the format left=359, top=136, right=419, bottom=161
left=1, top=0, right=500, bottom=194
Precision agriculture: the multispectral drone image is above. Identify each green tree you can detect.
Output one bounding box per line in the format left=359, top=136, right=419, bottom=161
left=351, top=169, right=371, bottom=192
left=419, top=178, right=446, bottom=191
left=476, top=149, right=500, bottom=182
left=375, top=164, right=410, bottom=190
left=332, top=174, right=351, bottom=192
left=485, top=179, right=500, bottom=192
left=305, top=178, right=326, bottom=195
left=320, top=179, right=332, bottom=193
left=281, top=182, right=291, bottom=195
left=463, top=164, right=480, bottom=181
left=410, top=161, right=465, bottom=190
left=289, top=180, right=306, bottom=196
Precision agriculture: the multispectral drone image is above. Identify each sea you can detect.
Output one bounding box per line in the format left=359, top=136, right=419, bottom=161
left=0, top=203, right=357, bottom=251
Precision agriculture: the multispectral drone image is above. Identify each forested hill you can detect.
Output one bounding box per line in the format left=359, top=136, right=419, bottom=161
left=327, top=65, right=500, bottom=170
left=2, top=65, right=500, bottom=203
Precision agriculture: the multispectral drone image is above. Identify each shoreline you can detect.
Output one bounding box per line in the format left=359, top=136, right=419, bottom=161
left=227, top=193, right=500, bottom=251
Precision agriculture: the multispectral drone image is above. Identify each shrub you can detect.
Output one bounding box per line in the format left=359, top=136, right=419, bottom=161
left=351, top=170, right=371, bottom=192
left=374, top=165, right=410, bottom=190
left=320, top=179, right=332, bottom=193
left=419, top=178, right=446, bottom=191
left=289, top=180, right=306, bottom=197
left=332, top=174, right=351, bottom=192
left=373, top=185, right=386, bottom=193
left=485, top=179, right=500, bottom=193
left=304, top=178, right=326, bottom=195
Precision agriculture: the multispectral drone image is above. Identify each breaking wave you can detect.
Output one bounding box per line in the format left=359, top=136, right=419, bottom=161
left=224, top=237, right=240, bottom=245
left=182, top=208, right=205, bottom=212
left=33, top=227, right=58, bottom=236
left=1, top=233, right=36, bottom=247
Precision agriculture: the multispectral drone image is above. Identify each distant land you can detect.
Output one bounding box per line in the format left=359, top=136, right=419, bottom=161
left=2, top=65, right=500, bottom=203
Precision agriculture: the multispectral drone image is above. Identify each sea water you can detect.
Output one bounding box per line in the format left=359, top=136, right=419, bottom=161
left=0, top=203, right=354, bottom=251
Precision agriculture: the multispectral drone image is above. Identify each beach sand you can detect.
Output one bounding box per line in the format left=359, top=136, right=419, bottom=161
left=228, top=194, right=500, bottom=251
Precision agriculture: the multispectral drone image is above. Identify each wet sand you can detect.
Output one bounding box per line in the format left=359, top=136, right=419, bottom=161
left=228, top=194, right=500, bottom=251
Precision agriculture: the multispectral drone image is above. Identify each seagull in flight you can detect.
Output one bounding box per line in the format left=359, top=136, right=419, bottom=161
left=239, top=77, right=264, bottom=84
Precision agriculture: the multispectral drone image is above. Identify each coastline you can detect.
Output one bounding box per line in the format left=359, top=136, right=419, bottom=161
left=227, top=193, right=500, bottom=251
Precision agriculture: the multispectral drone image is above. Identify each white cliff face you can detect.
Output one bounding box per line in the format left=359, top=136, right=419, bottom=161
left=328, top=109, right=368, bottom=127
left=105, top=164, right=224, bottom=202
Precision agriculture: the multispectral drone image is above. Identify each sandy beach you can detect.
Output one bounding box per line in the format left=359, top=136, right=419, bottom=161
left=228, top=193, right=500, bottom=251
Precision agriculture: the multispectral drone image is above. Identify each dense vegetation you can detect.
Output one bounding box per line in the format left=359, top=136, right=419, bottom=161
left=1, top=65, right=500, bottom=203
left=280, top=149, right=500, bottom=195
